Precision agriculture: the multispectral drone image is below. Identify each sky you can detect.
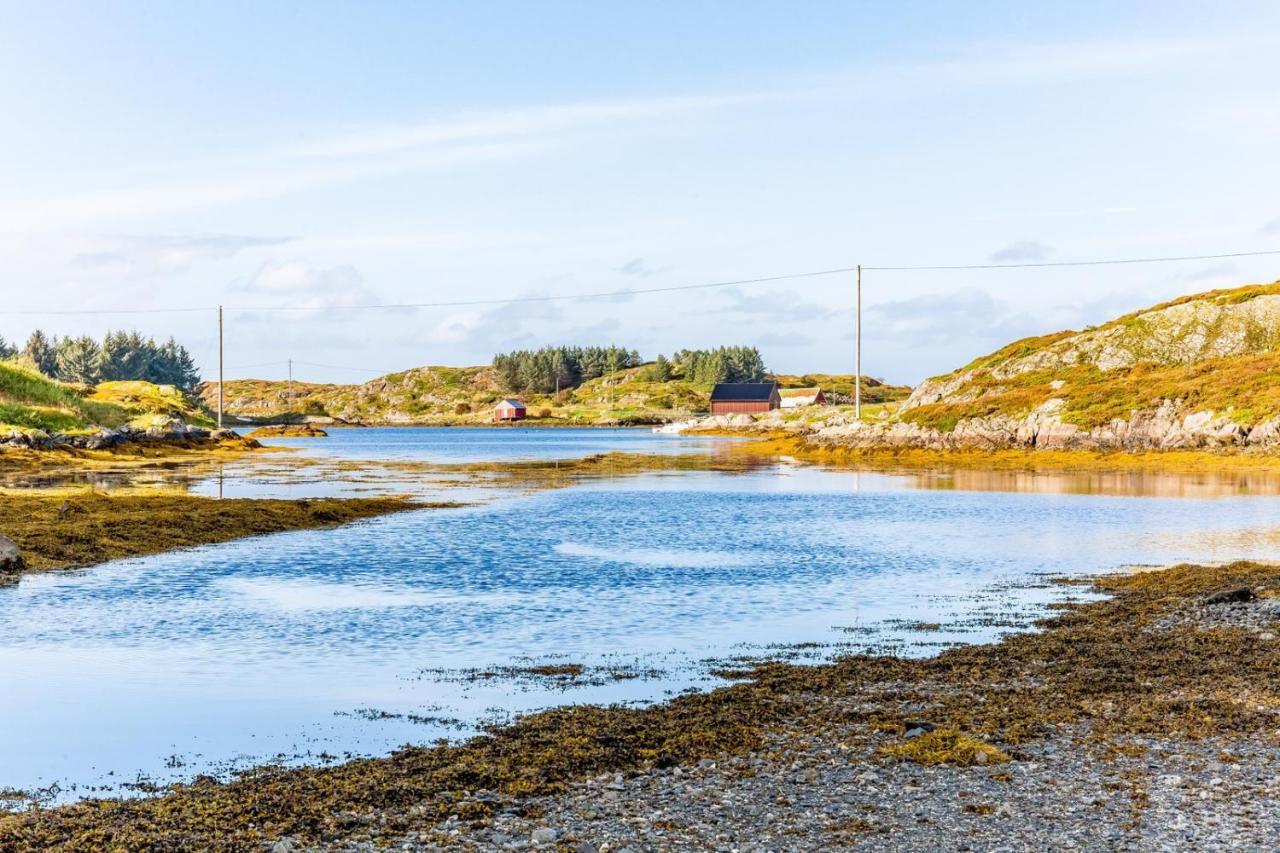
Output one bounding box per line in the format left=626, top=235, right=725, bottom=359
left=1, top=1, right=1279, bottom=386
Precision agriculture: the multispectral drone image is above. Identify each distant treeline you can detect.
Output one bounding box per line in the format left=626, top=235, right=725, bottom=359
left=493, top=346, right=643, bottom=394
left=670, top=346, right=766, bottom=384
left=0, top=330, right=201, bottom=391
left=492, top=344, right=766, bottom=393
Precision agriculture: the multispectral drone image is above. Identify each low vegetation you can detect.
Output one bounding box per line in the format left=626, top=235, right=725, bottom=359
left=0, top=361, right=132, bottom=434
left=0, top=494, right=426, bottom=573
left=201, top=360, right=909, bottom=427
left=900, top=279, right=1280, bottom=433
left=902, top=352, right=1280, bottom=432
left=0, top=359, right=217, bottom=435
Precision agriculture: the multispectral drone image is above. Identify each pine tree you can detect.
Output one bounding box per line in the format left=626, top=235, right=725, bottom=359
left=0, top=336, right=15, bottom=360
left=649, top=353, right=671, bottom=382
left=22, top=330, right=58, bottom=377
left=55, top=336, right=102, bottom=384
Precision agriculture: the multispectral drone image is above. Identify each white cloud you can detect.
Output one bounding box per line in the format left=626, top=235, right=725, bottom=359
left=233, top=261, right=380, bottom=312
left=1262, top=217, right=1280, bottom=236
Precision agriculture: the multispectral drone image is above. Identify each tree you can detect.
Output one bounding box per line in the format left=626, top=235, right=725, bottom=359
left=673, top=346, right=766, bottom=384
left=648, top=353, right=671, bottom=382
left=22, top=330, right=58, bottom=376
left=0, top=336, right=15, bottom=360
left=153, top=337, right=201, bottom=391
left=492, top=345, right=643, bottom=393
left=55, top=336, right=102, bottom=384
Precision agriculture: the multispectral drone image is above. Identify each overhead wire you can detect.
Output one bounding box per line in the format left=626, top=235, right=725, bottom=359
left=0, top=247, right=1276, bottom=318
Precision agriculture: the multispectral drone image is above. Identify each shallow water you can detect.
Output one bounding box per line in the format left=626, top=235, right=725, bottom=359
left=4, top=430, right=1280, bottom=801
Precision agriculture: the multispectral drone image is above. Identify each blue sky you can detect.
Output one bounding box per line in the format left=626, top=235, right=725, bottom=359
left=2, top=1, right=1279, bottom=385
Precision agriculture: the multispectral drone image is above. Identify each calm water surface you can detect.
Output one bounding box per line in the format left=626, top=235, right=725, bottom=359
left=3, top=428, right=1280, bottom=800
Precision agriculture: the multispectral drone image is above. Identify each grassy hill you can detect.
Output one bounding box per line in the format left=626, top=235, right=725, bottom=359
left=199, top=365, right=910, bottom=425
left=898, top=280, right=1280, bottom=433
left=0, top=360, right=210, bottom=435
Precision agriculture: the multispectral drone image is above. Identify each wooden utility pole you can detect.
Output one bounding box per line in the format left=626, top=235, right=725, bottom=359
left=217, top=305, right=224, bottom=429
left=288, top=358, right=293, bottom=416
left=855, top=265, right=862, bottom=420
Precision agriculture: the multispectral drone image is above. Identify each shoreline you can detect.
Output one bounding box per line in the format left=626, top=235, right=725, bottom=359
left=4, top=433, right=1280, bottom=847
left=2, top=559, right=1275, bottom=848
left=0, top=493, right=445, bottom=577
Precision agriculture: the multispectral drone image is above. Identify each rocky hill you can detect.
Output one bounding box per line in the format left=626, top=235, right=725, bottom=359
left=199, top=366, right=908, bottom=426
left=0, top=360, right=216, bottom=448
left=811, top=280, right=1280, bottom=451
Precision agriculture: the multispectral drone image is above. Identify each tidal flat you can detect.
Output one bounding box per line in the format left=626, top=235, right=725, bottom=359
left=3, top=427, right=1280, bottom=850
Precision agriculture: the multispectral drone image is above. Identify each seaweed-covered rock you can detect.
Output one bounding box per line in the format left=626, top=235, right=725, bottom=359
left=0, top=535, right=24, bottom=574
left=1205, top=587, right=1256, bottom=605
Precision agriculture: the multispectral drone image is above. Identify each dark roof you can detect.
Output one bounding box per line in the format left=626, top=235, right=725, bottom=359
left=710, top=382, right=778, bottom=402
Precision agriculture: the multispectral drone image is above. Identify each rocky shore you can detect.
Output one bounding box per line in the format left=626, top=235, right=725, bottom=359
left=5, top=559, right=1279, bottom=851
left=680, top=398, right=1280, bottom=453
left=0, top=418, right=243, bottom=451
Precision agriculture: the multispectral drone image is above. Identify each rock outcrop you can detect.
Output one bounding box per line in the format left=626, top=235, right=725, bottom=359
left=0, top=423, right=240, bottom=452
left=0, top=536, right=24, bottom=575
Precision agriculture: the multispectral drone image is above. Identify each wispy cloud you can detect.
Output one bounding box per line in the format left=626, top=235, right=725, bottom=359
left=867, top=289, right=1044, bottom=344
left=716, top=288, right=839, bottom=322
left=1262, top=216, right=1280, bottom=236
left=0, top=32, right=1254, bottom=232
left=989, top=240, right=1053, bottom=263
left=70, top=233, right=291, bottom=276
left=618, top=257, right=667, bottom=278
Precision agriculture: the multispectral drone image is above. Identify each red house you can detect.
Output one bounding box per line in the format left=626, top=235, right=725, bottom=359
left=494, top=399, right=527, bottom=422
left=709, top=382, right=780, bottom=415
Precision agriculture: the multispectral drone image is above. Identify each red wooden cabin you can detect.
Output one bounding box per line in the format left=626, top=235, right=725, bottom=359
left=494, top=399, right=527, bottom=422
left=709, top=382, right=780, bottom=415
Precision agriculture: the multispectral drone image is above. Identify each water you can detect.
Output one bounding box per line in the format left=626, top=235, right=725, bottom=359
left=252, top=425, right=733, bottom=463
left=4, top=430, right=1280, bottom=800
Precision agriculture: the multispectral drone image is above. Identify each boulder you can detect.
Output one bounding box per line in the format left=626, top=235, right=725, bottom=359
left=0, top=536, right=24, bottom=574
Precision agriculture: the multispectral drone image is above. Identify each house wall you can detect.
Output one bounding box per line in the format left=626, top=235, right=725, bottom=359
left=710, top=400, right=775, bottom=415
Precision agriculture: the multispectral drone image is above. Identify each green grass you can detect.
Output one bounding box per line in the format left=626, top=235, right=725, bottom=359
left=0, top=360, right=156, bottom=433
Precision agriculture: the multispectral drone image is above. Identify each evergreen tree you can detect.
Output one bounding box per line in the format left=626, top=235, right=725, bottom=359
left=0, top=336, right=15, bottom=360
left=22, top=330, right=58, bottom=376
left=648, top=353, right=671, bottom=382
left=492, top=345, right=644, bottom=393
left=55, top=335, right=102, bottom=384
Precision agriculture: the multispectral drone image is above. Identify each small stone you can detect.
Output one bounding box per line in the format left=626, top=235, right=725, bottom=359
left=531, top=827, right=559, bottom=845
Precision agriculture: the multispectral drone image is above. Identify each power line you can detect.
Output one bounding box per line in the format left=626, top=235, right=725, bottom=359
left=230, top=267, right=862, bottom=313
left=862, top=249, right=1280, bottom=271
left=291, top=360, right=392, bottom=374
left=1, top=247, right=1277, bottom=318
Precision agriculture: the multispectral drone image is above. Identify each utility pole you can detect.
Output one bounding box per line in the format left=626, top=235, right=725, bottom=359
left=217, top=305, right=224, bottom=429
left=855, top=265, right=862, bottom=420
left=288, top=358, right=293, bottom=418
